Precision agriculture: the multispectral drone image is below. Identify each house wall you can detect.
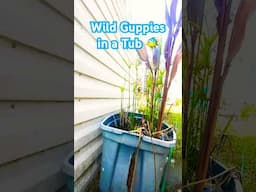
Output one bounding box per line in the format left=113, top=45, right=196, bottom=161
left=0, top=0, right=73, bottom=191
left=74, top=0, right=136, bottom=191
left=0, top=0, right=136, bottom=191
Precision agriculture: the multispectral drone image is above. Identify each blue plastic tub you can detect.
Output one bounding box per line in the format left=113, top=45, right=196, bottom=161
left=62, top=152, right=74, bottom=192
left=204, top=158, right=242, bottom=192
left=99, top=112, right=176, bottom=192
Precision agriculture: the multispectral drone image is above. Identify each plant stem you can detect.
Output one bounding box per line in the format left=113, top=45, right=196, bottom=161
left=157, top=65, right=169, bottom=135
left=150, top=71, right=157, bottom=131
left=183, top=32, right=197, bottom=160
left=129, top=65, right=131, bottom=111
left=195, top=2, right=231, bottom=189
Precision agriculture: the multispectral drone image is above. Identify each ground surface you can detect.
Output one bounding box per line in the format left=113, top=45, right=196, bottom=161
left=214, top=135, right=256, bottom=192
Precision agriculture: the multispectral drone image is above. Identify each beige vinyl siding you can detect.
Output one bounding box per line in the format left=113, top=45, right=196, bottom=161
left=74, top=0, right=135, bottom=191
left=0, top=0, right=73, bottom=191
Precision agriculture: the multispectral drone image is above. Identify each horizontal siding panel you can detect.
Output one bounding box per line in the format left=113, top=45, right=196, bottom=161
left=0, top=102, right=73, bottom=165
left=74, top=99, right=129, bottom=124
left=94, top=0, right=137, bottom=66
left=74, top=136, right=102, bottom=180
left=27, top=171, right=66, bottom=192
left=74, top=45, right=126, bottom=87
left=113, top=0, right=125, bottom=20
left=95, top=0, right=118, bottom=24
left=74, top=72, right=130, bottom=99
left=75, top=157, right=101, bottom=192
left=0, top=38, right=73, bottom=100
left=108, top=0, right=121, bottom=20
left=74, top=0, right=129, bottom=73
left=0, top=143, right=72, bottom=192
left=74, top=21, right=128, bottom=79
left=74, top=116, right=104, bottom=152
left=74, top=0, right=94, bottom=31
left=74, top=0, right=135, bottom=190
left=0, top=0, right=73, bottom=61
left=43, top=0, right=73, bottom=21
left=75, top=0, right=137, bottom=80
left=82, top=0, right=130, bottom=69
left=95, top=0, right=136, bottom=67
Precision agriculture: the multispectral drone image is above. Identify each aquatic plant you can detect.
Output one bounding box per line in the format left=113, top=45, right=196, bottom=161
left=136, top=0, right=182, bottom=137
left=183, top=0, right=256, bottom=190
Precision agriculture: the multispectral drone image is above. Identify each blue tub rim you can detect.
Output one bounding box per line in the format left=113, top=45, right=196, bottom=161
left=100, top=112, right=177, bottom=148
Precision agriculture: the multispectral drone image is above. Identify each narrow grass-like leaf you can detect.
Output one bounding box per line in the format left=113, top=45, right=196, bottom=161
left=169, top=46, right=182, bottom=88
left=225, top=0, right=256, bottom=68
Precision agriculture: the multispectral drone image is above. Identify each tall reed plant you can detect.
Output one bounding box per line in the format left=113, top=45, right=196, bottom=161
left=183, top=0, right=256, bottom=190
